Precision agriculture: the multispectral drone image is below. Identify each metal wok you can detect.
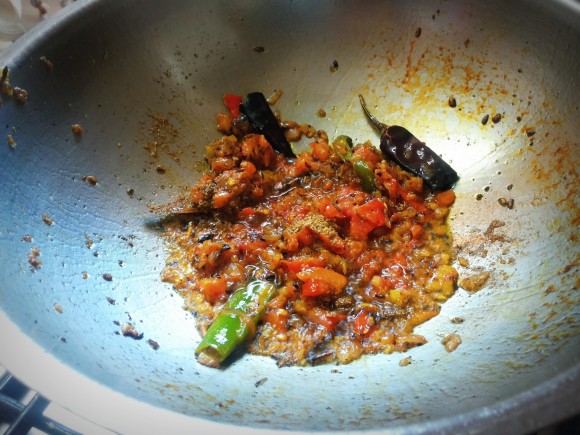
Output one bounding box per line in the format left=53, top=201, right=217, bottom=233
left=0, top=0, right=578, bottom=433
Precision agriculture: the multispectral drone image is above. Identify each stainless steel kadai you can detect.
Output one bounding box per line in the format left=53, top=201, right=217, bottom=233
left=0, top=0, right=578, bottom=433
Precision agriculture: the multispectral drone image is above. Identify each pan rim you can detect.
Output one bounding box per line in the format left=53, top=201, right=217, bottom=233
left=1, top=0, right=579, bottom=433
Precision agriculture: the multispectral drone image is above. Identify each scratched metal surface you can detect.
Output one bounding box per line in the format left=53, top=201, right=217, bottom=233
left=0, top=0, right=578, bottom=433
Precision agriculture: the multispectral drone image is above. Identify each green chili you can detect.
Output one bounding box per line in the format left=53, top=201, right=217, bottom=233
left=332, top=134, right=376, bottom=194
left=195, top=279, right=277, bottom=368
left=352, top=160, right=376, bottom=193
left=331, top=135, right=353, bottom=161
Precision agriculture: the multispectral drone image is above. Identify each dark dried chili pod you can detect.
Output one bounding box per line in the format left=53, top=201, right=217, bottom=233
left=358, top=95, right=459, bottom=191
left=239, top=92, right=296, bottom=158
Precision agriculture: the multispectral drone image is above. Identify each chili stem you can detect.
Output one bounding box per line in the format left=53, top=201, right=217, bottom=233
left=358, top=94, right=388, bottom=134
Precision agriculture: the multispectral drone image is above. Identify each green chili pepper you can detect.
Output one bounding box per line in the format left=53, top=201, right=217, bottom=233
left=195, top=279, right=277, bottom=368
left=353, top=160, right=376, bottom=193
left=332, top=134, right=376, bottom=193
left=331, top=135, right=353, bottom=161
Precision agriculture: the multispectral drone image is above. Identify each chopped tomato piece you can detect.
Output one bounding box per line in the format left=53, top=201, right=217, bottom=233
left=211, top=161, right=257, bottom=208
left=312, top=228, right=345, bottom=256
left=310, top=141, right=331, bottom=161
left=237, top=239, right=268, bottom=252
left=336, top=187, right=372, bottom=218
left=351, top=142, right=383, bottom=167
left=356, top=198, right=387, bottom=226
left=283, top=257, right=328, bottom=273
left=410, top=224, right=423, bottom=239
left=349, top=198, right=387, bottom=240
left=223, top=93, right=242, bottom=117
left=293, top=151, right=317, bottom=176
left=284, top=226, right=316, bottom=253
left=210, top=156, right=237, bottom=173
left=296, top=227, right=315, bottom=247
left=265, top=309, right=288, bottom=332
left=382, top=178, right=398, bottom=200
left=398, top=186, right=427, bottom=213
left=238, top=207, right=256, bottom=220
left=216, top=112, right=233, bottom=133
left=317, top=198, right=346, bottom=220
left=349, top=214, right=375, bottom=241
left=383, top=178, right=427, bottom=212
left=301, top=278, right=334, bottom=297
left=198, top=277, right=228, bottom=304
left=307, top=307, right=346, bottom=331
left=297, top=267, right=348, bottom=293
left=241, top=134, right=277, bottom=169
left=435, top=189, right=456, bottom=207
left=353, top=310, right=375, bottom=335
left=267, top=293, right=288, bottom=310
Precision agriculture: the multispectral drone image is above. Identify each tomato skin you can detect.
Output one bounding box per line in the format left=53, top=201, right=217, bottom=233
left=216, top=112, right=233, bottom=133
left=297, top=267, right=348, bottom=294
left=353, top=310, right=375, bottom=335
left=349, top=198, right=388, bottom=240
left=265, top=309, right=289, bottom=332
left=307, top=307, right=346, bottom=331
left=435, top=189, right=456, bottom=207
left=301, top=278, right=334, bottom=297
left=283, top=257, right=328, bottom=273
left=241, top=134, right=277, bottom=169
left=310, top=141, right=331, bottom=161
left=223, top=94, right=242, bottom=117
left=198, top=277, right=228, bottom=304
left=383, top=178, right=427, bottom=212
left=211, top=161, right=257, bottom=208
left=349, top=214, right=375, bottom=241
left=336, top=187, right=370, bottom=218
left=410, top=224, right=423, bottom=239
left=351, top=142, right=383, bottom=167
left=358, top=198, right=387, bottom=225
left=317, top=198, right=346, bottom=220
left=296, top=227, right=316, bottom=247
left=238, top=207, right=256, bottom=220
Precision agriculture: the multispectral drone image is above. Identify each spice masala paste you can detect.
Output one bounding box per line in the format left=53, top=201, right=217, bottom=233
left=154, top=96, right=458, bottom=367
